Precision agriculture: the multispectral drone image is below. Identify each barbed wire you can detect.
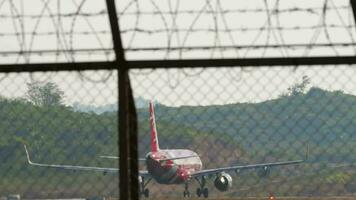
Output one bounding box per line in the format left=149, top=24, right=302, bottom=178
left=1, top=42, right=356, bottom=57
left=1, top=24, right=356, bottom=37
left=0, top=0, right=355, bottom=83
left=0, top=6, right=350, bottom=19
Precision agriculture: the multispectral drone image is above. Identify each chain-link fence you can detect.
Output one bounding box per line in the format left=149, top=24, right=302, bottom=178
left=132, top=66, right=356, bottom=198
left=0, top=71, right=119, bottom=198
left=2, top=0, right=356, bottom=62
left=1, top=0, right=356, bottom=199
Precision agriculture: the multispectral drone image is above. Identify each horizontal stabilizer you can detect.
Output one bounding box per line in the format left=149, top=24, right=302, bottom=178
left=100, top=155, right=146, bottom=161
left=159, top=155, right=199, bottom=162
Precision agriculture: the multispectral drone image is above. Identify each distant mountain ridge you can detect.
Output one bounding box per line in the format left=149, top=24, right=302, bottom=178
left=72, top=96, right=152, bottom=114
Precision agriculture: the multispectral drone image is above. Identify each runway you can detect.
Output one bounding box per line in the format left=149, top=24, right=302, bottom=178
left=100, top=197, right=356, bottom=200
left=134, top=198, right=356, bottom=200
left=12, top=196, right=356, bottom=200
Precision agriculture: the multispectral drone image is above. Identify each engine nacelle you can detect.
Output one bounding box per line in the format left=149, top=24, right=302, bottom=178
left=257, top=166, right=271, bottom=178
left=214, top=172, right=233, bottom=192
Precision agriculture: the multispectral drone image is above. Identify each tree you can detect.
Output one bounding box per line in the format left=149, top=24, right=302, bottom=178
left=287, top=75, right=311, bottom=96
left=26, top=81, right=65, bottom=107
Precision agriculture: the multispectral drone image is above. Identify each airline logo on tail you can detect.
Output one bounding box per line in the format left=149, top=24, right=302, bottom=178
left=149, top=101, right=160, bottom=152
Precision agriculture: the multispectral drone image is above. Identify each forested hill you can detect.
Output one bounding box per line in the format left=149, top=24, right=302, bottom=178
left=148, top=87, right=356, bottom=163
left=0, top=86, right=356, bottom=197
left=2, top=86, right=354, bottom=163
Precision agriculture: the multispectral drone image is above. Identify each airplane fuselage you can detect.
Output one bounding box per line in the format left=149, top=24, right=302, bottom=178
left=146, top=149, right=202, bottom=184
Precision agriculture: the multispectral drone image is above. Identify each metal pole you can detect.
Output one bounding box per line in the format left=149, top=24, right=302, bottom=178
left=351, top=0, right=356, bottom=26
left=106, top=0, right=138, bottom=200
left=126, top=56, right=356, bottom=69
left=2, top=55, right=356, bottom=73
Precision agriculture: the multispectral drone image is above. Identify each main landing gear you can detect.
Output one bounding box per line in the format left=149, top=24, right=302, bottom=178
left=183, top=177, right=209, bottom=198
left=195, top=176, right=209, bottom=198
left=196, top=188, right=208, bottom=198
left=183, top=182, right=191, bottom=197
left=140, top=177, right=151, bottom=198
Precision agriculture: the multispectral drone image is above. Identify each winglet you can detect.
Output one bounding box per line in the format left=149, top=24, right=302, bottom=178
left=23, top=144, right=33, bottom=165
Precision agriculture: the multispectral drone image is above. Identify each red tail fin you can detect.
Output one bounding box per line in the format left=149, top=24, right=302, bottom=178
left=149, top=101, right=160, bottom=152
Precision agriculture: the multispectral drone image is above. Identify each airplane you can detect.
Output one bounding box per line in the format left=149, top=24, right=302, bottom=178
left=23, top=101, right=305, bottom=198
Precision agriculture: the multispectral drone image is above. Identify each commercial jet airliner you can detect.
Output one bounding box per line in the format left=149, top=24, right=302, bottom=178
left=24, top=101, right=305, bottom=198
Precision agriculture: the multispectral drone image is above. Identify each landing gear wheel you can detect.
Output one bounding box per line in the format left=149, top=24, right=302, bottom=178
left=196, top=188, right=201, bottom=197
left=202, top=188, right=209, bottom=198
left=183, top=182, right=190, bottom=198
left=139, top=177, right=152, bottom=198
left=183, top=191, right=191, bottom=197
left=143, top=188, right=149, bottom=198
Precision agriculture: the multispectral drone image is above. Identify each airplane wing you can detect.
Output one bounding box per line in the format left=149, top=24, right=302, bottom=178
left=191, top=159, right=303, bottom=178
left=100, top=155, right=120, bottom=159
left=24, top=145, right=150, bottom=177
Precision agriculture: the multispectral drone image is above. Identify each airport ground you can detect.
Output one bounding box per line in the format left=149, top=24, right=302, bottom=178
left=4, top=195, right=356, bottom=200
left=66, top=197, right=356, bottom=200
left=133, top=198, right=356, bottom=200
left=103, top=197, right=356, bottom=200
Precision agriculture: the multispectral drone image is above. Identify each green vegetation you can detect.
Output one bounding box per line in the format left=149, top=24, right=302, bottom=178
left=0, top=81, right=356, bottom=198
left=26, top=82, right=65, bottom=107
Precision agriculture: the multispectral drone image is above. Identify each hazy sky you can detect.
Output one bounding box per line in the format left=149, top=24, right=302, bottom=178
left=0, top=0, right=355, bottom=106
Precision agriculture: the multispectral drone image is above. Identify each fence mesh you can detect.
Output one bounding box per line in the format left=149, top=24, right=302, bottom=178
left=0, top=71, right=118, bottom=198
left=0, top=0, right=356, bottom=199
left=131, top=66, right=356, bottom=198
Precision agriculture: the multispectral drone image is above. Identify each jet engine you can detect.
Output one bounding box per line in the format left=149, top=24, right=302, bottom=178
left=257, top=166, right=271, bottom=177
left=214, top=172, right=232, bottom=192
